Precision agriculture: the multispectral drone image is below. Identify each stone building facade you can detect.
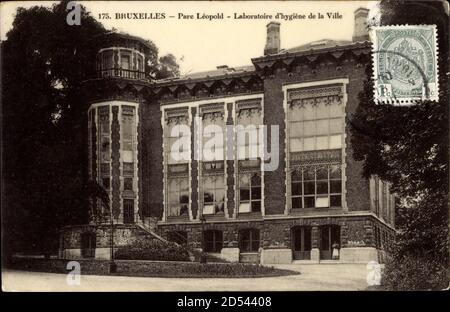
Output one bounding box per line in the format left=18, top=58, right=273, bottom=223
left=61, top=8, right=396, bottom=263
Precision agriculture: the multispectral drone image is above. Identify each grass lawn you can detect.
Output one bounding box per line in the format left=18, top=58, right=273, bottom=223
left=7, top=257, right=300, bottom=278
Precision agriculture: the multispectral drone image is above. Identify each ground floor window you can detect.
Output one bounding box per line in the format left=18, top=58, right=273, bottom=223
left=203, top=230, right=223, bottom=252
left=239, top=228, right=260, bottom=252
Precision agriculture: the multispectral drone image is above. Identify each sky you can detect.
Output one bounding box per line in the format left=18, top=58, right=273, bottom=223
left=1, top=1, right=378, bottom=74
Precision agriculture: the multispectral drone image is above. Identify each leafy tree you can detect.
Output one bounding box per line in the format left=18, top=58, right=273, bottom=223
left=156, top=53, right=180, bottom=79
left=2, top=0, right=179, bottom=257
left=350, top=0, right=448, bottom=289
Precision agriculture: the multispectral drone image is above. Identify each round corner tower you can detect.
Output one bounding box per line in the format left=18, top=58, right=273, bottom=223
left=85, top=32, right=152, bottom=225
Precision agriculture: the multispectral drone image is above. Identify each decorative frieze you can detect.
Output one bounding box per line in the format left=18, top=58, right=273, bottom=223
left=290, top=149, right=342, bottom=165
left=165, top=108, right=189, bottom=125
left=288, top=85, right=343, bottom=107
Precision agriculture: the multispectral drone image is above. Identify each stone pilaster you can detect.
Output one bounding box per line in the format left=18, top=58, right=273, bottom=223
left=226, top=102, right=235, bottom=218
left=190, top=107, right=199, bottom=220
left=111, top=106, right=121, bottom=220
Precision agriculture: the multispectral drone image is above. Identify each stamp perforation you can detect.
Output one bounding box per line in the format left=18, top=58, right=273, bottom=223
left=370, top=24, right=439, bottom=105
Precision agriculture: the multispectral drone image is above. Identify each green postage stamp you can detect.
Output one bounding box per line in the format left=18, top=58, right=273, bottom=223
left=371, top=25, right=439, bottom=104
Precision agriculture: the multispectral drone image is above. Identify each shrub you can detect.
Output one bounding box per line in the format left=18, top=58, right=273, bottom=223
left=115, top=238, right=190, bottom=261
left=381, top=254, right=448, bottom=290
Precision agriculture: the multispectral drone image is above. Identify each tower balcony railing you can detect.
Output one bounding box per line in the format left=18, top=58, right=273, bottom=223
left=98, top=68, right=148, bottom=80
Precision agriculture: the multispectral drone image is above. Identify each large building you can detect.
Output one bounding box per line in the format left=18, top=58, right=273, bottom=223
left=61, top=8, right=396, bottom=264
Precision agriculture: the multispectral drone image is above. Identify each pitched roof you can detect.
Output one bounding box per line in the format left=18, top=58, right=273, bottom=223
left=282, top=39, right=354, bottom=54
left=159, top=39, right=368, bottom=82
left=180, top=65, right=255, bottom=80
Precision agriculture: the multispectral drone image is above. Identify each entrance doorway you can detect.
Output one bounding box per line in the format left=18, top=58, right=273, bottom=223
left=319, top=225, right=340, bottom=260
left=291, top=226, right=312, bottom=260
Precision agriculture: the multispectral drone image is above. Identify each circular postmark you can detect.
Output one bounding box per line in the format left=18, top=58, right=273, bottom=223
left=372, top=25, right=438, bottom=104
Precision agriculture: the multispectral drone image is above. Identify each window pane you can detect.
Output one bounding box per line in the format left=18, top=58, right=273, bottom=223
left=316, top=102, right=329, bottom=119
left=251, top=187, right=261, bottom=199
left=203, top=204, right=215, bottom=215
left=251, top=174, right=261, bottom=186
left=303, top=137, right=315, bottom=151
left=316, top=196, right=329, bottom=208
left=291, top=170, right=302, bottom=181
left=317, top=181, right=328, bottom=194
left=330, top=195, right=341, bottom=207
left=292, top=197, right=303, bottom=209
left=240, top=188, right=250, bottom=201
left=121, top=54, right=130, bottom=69
left=251, top=200, right=261, bottom=212
left=290, top=121, right=303, bottom=137
left=304, top=168, right=315, bottom=180
left=179, top=204, right=189, bottom=216
left=215, top=202, right=224, bottom=214
left=304, top=181, right=315, bottom=195
left=289, top=105, right=303, bottom=121
left=329, top=103, right=342, bottom=117
left=316, top=167, right=328, bottom=180
left=168, top=191, right=178, bottom=204
left=316, top=136, right=328, bottom=150
left=330, top=165, right=341, bottom=179
left=241, top=240, right=250, bottom=252
left=180, top=194, right=189, bottom=204
left=251, top=240, right=260, bottom=252
left=169, top=203, right=180, bottom=216
left=304, top=121, right=315, bottom=136
left=123, top=141, right=133, bottom=151
left=123, top=150, right=133, bottom=163
left=290, top=138, right=303, bottom=152
left=329, top=135, right=342, bottom=149
left=102, top=178, right=110, bottom=190
left=292, top=182, right=302, bottom=196
left=180, top=179, right=189, bottom=191
left=239, top=174, right=250, bottom=187
left=204, top=191, right=214, bottom=203
left=329, top=118, right=342, bottom=133
left=303, top=104, right=314, bottom=120
left=203, top=176, right=213, bottom=186
left=316, top=119, right=329, bottom=135
left=304, top=196, right=315, bottom=208
left=239, top=202, right=251, bottom=213
left=215, top=188, right=225, bottom=203
left=124, top=178, right=133, bottom=190
left=330, top=180, right=342, bottom=193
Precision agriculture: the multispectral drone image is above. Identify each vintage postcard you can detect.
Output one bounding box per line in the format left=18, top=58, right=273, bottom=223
left=1, top=0, right=449, bottom=299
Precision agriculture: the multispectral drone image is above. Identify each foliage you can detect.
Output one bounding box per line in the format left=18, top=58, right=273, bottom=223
left=115, top=238, right=190, bottom=261
left=381, top=254, right=448, bottom=290
left=2, top=0, right=179, bottom=256
left=350, top=0, right=448, bottom=289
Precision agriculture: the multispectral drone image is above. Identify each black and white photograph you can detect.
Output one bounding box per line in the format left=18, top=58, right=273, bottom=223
left=1, top=0, right=449, bottom=296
